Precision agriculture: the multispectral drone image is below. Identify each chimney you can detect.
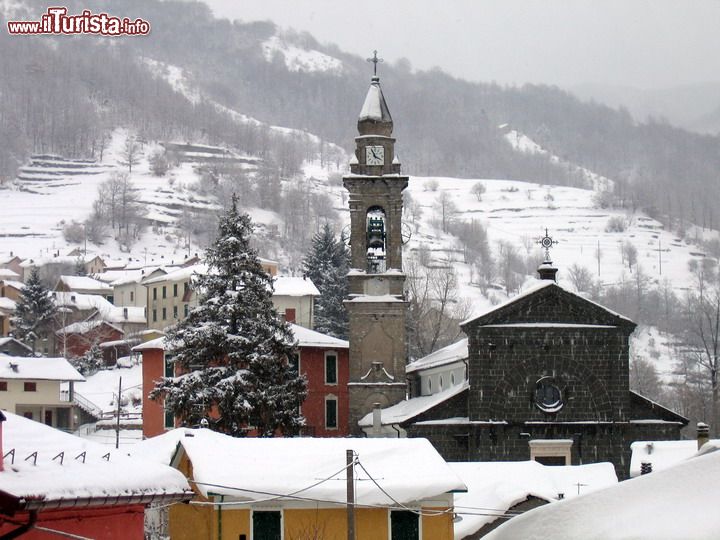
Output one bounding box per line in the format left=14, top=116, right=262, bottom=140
left=697, top=422, right=710, bottom=450
left=123, top=307, right=128, bottom=320
left=372, top=402, right=382, bottom=433
left=0, top=410, right=6, bottom=472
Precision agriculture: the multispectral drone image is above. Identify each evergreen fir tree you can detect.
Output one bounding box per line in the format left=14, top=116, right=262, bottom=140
left=150, top=196, right=306, bottom=437
left=302, top=224, right=349, bottom=339
left=11, top=268, right=57, bottom=348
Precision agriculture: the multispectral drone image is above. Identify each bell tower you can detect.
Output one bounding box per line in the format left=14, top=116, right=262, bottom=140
left=344, top=56, right=408, bottom=434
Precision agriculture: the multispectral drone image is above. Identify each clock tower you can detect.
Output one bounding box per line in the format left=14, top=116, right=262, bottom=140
left=344, top=64, right=409, bottom=434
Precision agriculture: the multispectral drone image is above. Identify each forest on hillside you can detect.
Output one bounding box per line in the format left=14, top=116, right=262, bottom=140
left=2, top=0, right=719, bottom=240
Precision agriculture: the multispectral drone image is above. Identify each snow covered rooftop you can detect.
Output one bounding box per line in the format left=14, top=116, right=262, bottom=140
left=0, top=356, right=84, bottom=381
left=52, top=291, right=114, bottom=312
left=0, top=297, right=16, bottom=311
left=289, top=323, right=348, bottom=349
left=461, top=280, right=633, bottom=327
left=58, top=319, right=122, bottom=336
left=359, top=77, right=392, bottom=123
left=358, top=382, right=469, bottom=427
left=0, top=412, right=191, bottom=510
left=0, top=338, right=31, bottom=353
left=57, top=275, right=112, bottom=291
left=273, top=276, right=320, bottom=297
left=484, top=448, right=720, bottom=540
left=0, top=268, right=20, bottom=280
left=142, top=263, right=208, bottom=285
left=134, top=325, right=346, bottom=351
left=451, top=461, right=617, bottom=539
left=133, top=430, right=465, bottom=505
left=630, top=439, right=720, bottom=477
left=132, top=336, right=166, bottom=351
left=104, top=305, right=146, bottom=325
left=407, top=338, right=468, bottom=374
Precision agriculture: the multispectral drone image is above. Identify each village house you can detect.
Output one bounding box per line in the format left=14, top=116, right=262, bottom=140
left=142, top=261, right=319, bottom=332
left=54, top=274, right=114, bottom=302
left=0, top=356, right=84, bottom=430
left=56, top=320, right=124, bottom=362
left=0, top=411, right=191, bottom=539
left=136, top=323, right=350, bottom=438
left=133, top=430, right=465, bottom=540
left=0, top=255, right=23, bottom=278
left=0, top=279, right=23, bottom=337
left=0, top=337, right=32, bottom=357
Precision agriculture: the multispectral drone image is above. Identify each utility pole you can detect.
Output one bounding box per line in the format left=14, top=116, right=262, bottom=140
left=346, top=449, right=355, bottom=540
left=658, top=237, right=662, bottom=275
left=115, top=376, right=122, bottom=449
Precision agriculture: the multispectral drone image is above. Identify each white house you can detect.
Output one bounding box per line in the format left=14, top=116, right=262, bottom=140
left=273, top=276, right=320, bottom=329
left=0, top=356, right=84, bottom=430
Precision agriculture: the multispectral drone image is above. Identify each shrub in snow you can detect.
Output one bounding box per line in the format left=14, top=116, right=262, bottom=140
left=605, top=215, right=626, bottom=233
left=11, top=268, right=57, bottom=345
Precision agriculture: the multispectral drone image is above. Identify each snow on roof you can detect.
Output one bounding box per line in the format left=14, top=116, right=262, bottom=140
left=0, top=337, right=31, bottom=352
left=461, top=280, right=633, bottom=327
left=142, top=263, right=208, bottom=285
left=132, top=336, right=166, bottom=351
left=273, top=276, right=320, bottom=296
left=0, top=280, right=24, bottom=291
left=289, top=323, right=348, bottom=348
left=0, top=268, right=20, bottom=280
left=0, top=297, right=16, bottom=311
left=58, top=275, right=112, bottom=291
left=451, top=461, right=617, bottom=539
left=59, top=319, right=122, bottom=336
left=20, top=255, right=79, bottom=268
left=484, top=450, right=720, bottom=540
left=0, top=412, right=190, bottom=508
left=407, top=338, right=468, bottom=374
left=133, top=430, right=465, bottom=505
left=358, top=382, right=469, bottom=427
left=0, top=356, right=84, bottom=381
left=359, top=78, right=392, bottom=123
left=347, top=294, right=404, bottom=303
left=630, top=439, right=720, bottom=477
left=52, top=291, right=114, bottom=312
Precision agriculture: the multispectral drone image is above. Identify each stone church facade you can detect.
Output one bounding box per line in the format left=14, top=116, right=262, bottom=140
left=402, top=278, right=686, bottom=479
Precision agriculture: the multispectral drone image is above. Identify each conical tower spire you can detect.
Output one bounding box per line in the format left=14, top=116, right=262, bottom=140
left=358, top=76, right=393, bottom=136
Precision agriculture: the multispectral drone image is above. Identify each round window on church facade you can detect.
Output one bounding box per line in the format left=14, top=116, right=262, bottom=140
left=534, top=377, right=563, bottom=413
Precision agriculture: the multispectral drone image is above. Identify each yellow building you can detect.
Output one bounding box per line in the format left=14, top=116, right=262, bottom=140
left=134, top=430, right=465, bottom=540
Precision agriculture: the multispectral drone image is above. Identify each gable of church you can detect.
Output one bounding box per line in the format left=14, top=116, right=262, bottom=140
left=462, top=282, right=636, bottom=331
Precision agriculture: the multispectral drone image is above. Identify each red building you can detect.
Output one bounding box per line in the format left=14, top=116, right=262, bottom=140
left=0, top=411, right=191, bottom=539
left=56, top=320, right=124, bottom=362
left=136, top=324, right=350, bottom=438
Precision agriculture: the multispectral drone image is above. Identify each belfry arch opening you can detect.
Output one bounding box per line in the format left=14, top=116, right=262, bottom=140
left=366, top=206, right=386, bottom=273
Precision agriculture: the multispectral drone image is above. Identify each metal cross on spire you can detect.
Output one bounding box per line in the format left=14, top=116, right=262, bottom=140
left=366, top=50, right=383, bottom=76
left=537, top=228, right=559, bottom=261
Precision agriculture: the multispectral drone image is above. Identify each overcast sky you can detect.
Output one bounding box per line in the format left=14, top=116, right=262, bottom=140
left=202, top=0, right=720, bottom=90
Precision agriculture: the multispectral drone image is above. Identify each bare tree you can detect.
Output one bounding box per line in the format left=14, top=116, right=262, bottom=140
left=119, top=134, right=141, bottom=173
left=434, top=191, right=457, bottom=233
left=471, top=181, right=486, bottom=201
left=683, top=283, right=720, bottom=436
left=630, top=355, right=665, bottom=403
left=405, top=259, right=471, bottom=358
left=567, top=263, right=593, bottom=292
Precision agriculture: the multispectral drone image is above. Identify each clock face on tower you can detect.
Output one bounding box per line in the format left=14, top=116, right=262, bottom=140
left=365, top=145, right=385, bottom=166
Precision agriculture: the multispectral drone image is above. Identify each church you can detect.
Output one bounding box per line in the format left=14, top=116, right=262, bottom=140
left=343, top=60, right=686, bottom=480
